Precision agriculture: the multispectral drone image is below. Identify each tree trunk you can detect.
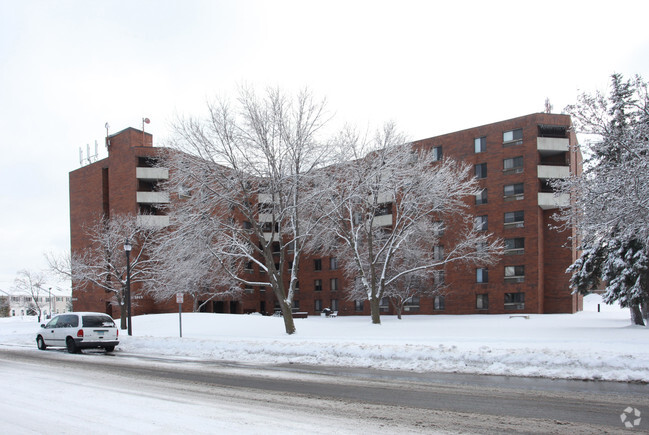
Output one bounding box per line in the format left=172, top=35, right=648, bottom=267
left=396, top=304, right=402, bottom=320
left=279, top=300, right=296, bottom=335
left=630, top=303, right=645, bottom=326
left=370, top=297, right=381, bottom=324
left=119, top=301, right=127, bottom=330
left=641, top=300, right=649, bottom=322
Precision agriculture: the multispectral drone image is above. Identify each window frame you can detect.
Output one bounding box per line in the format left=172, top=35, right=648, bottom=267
left=503, top=128, right=523, bottom=145
left=503, top=156, right=524, bottom=173
left=475, top=163, right=487, bottom=179
left=504, top=265, right=525, bottom=283
left=476, top=294, right=489, bottom=310
left=504, top=292, right=525, bottom=310
left=476, top=268, right=489, bottom=283
left=476, top=188, right=488, bottom=205
left=474, top=136, right=486, bottom=153
left=433, top=146, right=443, bottom=161
left=504, top=210, right=524, bottom=228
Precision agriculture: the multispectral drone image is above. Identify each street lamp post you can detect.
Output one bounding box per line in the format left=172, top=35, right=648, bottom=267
left=124, top=239, right=132, bottom=336
left=48, top=287, right=52, bottom=319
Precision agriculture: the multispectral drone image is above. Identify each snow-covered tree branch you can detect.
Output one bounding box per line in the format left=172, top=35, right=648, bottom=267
left=310, top=122, right=502, bottom=324
left=163, top=87, right=333, bottom=334
left=554, top=74, right=649, bottom=325
left=71, top=214, right=158, bottom=330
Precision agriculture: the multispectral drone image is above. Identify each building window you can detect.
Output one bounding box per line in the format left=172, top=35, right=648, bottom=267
left=244, top=286, right=254, bottom=294
left=380, top=297, right=389, bottom=312
left=475, top=215, right=488, bottom=231
left=434, top=295, right=445, bottom=310
left=314, top=279, right=322, bottom=291
left=504, top=266, right=525, bottom=283
left=474, top=136, right=486, bottom=153
left=315, top=299, right=323, bottom=312
left=504, top=183, right=524, bottom=200
left=503, top=128, right=523, bottom=145
left=330, top=257, right=338, bottom=270
left=331, top=299, right=339, bottom=311
left=504, top=238, right=525, bottom=255
left=434, top=270, right=445, bottom=286
left=433, top=146, right=443, bottom=161
left=375, top=202, right=392, bottom=216
left=355, top=300, right=364, bottom=311
left=504, top=211, right=524, bottom=228
left=476, top=188, right=487, bottom=205
left=433, top=245, right=445, bottom=261
left=503, top=156, right=523, bottom=173
left=314, top=259, right=322, bottom=271
left=476, top=294, right=489, bottom=310
left=244, top=261, right=253, bottom=271
left=475, top=163, right=487, bottom=179
left=404, top=296, right=420, bottom=312
left=330, top=278, right=338, bottom=291
left=504, top=292, right=525, bottom=310
left=293, top=300, right=300, bottom=310
left=433, top=221, right=445, bottom=236
left=476, top=268, right=489, bottom=283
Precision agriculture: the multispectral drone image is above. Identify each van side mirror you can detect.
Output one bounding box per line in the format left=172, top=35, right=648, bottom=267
left=40, top=324, right=45, bottom=328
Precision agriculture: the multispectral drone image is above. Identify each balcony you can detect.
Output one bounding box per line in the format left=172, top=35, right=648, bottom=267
left=538, top=192, right=569, bottom=209
left=136, top=167, right=169, bottom=180
left=372, top=214, right=393, bottom=227
left=137, top=215, right=169, bottom=228
left=136, top=191, right=170, bottom=204
left=537, top=165, right=570, bottom=179
left=537, top=137, right=569, bottom=155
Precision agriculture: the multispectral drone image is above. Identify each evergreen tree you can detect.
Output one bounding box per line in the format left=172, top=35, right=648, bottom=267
left=557, top=74, right=649, bottom=325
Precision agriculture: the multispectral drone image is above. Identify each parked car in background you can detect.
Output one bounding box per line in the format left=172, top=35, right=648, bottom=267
left=36, top=312, right=119, bottom=353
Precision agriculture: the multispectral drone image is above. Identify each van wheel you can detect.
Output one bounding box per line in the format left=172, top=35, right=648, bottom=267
left=66, top=337, right=79, bottom=354
left=36, top=336, right=47, bottom=350
left=104, top=346, right=115, bottom=352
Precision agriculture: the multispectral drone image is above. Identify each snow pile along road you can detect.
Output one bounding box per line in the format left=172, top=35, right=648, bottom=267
left=1, top=294, right=647, bottom=382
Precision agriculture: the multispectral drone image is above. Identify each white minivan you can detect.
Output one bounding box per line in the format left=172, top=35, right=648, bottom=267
left=36, top=312, right=119, bottom=353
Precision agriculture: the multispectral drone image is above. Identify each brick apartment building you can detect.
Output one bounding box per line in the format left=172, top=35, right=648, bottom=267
left=69, top=113, right=582, bottom=318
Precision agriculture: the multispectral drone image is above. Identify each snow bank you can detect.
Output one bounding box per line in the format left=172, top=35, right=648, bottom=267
left=2, top=294, right=647, bottom=382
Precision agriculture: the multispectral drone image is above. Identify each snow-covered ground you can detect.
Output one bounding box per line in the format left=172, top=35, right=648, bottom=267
left=1, top=294, right=647, bottom=382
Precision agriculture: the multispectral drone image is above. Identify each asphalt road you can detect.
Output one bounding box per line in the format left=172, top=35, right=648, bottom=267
left=2, top=347, right=647, bottom=434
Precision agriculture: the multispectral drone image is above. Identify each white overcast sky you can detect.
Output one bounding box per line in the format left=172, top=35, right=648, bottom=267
left=1, top=0, right=648, bottom=292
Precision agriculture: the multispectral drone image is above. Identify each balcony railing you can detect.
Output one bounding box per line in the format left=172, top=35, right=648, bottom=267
left=136, top=191, right=170, bottom=204
left=538, top=192, right=569, bottom=209
left=137, top=215, right=169, bottom=228
left=537, top=137, right=569, bottom=154
left=537, top=165, right=570, bottom=179
left=136, top=167, right=169, bottom=180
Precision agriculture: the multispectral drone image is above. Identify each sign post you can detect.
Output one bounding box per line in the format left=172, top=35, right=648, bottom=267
left=176, top=293, right=184, bottom=338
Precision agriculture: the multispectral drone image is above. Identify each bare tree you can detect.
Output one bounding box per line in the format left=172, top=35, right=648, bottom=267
left=312, top=123, right=502, bottom=324
left=142, top=213, right=243, bottom=312
left=71, top=214, right=157, bottom=330
left=12, top=269, right=47, bottom=322
left=382, top=244, right=445, bottom=319
left=164, top=87, right=333, bottom=334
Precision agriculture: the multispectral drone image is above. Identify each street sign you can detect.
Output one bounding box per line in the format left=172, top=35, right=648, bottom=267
left=176, top=293, right=184, bottom=304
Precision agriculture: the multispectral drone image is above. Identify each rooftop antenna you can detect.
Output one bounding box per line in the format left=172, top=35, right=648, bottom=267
left=142, top=117, right=150, bottom=146
left=545, top=97, right=553, bottom=114
left=105, top=122, right=111, bottom=149
left=79, top=147, right=83, bottom=166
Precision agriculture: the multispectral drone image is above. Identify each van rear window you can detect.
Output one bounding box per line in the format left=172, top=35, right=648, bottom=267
left=83, top=315, right=115, bottom=328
